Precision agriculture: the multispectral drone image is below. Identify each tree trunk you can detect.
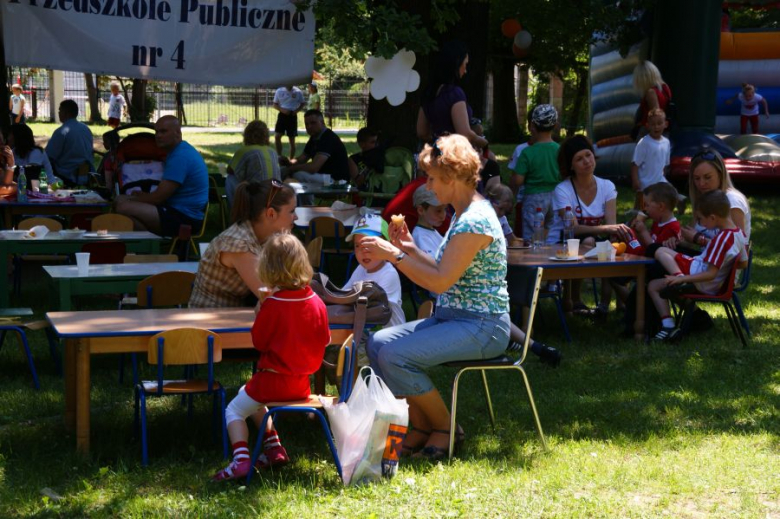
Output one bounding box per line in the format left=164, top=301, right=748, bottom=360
left=84, top=73, right=103, bottom=123
left=129, top=79, right=148, bottom=122
left=366, top=0, right=489, bottom=152
left=443, top=0, right=489, bottom=120
left=516, top=64, right=529, bottom=131
left=175, top=83, right=187, bottom=125
left=567, top=68, right=588, bottom=136
left=489, top=56, right=520, bottom=142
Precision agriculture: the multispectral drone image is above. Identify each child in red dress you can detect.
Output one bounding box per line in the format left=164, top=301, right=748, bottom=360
left=213, top=233, right=330, bottom=481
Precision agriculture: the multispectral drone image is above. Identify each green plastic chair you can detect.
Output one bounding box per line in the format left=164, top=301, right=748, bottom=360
left=361, top=146, right=413, bottom=206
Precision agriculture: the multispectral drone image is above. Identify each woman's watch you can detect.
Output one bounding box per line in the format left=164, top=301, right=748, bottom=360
left=394, top=251, right=406, bottom=265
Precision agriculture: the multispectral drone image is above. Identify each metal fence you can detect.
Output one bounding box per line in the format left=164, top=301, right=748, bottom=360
left=8, top=68, right=369, bottom=130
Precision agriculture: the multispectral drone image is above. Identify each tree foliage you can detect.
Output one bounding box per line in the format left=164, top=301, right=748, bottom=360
left=314, top=21, right=367, bottom=79
left=490, top=0, right=653, bottom=78
left=300, top=0, right=462, bottom=59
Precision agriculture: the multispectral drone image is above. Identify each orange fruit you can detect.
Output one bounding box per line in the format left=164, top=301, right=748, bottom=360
left=612, top=242, right=627, bottom=255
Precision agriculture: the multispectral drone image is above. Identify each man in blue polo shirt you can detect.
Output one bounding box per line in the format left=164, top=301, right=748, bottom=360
left=115, top=115, right=208, bottom=236
left=45, top=99, right=94, bottom=185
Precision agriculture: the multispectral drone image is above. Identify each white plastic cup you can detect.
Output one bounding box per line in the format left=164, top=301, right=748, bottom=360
left=566, top=239, right=580, bottom=258
left=75, top=252, right=90, bottom=275
left=199, top=242, right=209, bottom=258
left=217, top=163, right=228, bottom=177
left=596, top=241, right=612, bottom=262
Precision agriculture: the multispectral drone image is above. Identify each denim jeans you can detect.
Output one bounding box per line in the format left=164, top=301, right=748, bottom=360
left=367, top=306, right=510, bottom=396
left=521, top=191, right=554, bottom=241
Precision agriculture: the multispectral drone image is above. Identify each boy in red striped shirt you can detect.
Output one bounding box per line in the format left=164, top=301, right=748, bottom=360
left=648, top=190, right=747, bottom=341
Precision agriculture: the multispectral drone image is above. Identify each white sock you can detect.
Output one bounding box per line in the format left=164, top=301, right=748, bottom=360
left=661, top=317, right=675, bottom=328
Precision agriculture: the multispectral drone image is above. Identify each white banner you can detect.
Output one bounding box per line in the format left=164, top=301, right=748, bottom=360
left=2, top=0, right=315, bottom=86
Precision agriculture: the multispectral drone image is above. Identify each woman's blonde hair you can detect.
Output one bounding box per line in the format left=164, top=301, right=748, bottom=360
left=243, top=120, right=270, bottom=146
left=688, top=148, right=734, bottom=206
left=418, top=133, right=480, bottom=188
left=633, top=60, right=664, bottom=94
left=257, top=233, right=313, bottom=291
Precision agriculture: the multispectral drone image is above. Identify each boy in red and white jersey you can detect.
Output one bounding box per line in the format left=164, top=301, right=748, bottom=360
left=648, top=190, right=747, bottom=341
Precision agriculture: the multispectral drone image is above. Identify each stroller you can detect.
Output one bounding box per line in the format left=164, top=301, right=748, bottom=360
left=97, top=123, right=167, bottom=197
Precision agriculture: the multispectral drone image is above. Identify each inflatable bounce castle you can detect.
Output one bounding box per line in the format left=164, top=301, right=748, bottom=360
left=589, top=2, right=780, bottom=185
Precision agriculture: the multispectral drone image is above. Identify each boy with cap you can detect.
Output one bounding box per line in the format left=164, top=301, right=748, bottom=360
left=339, top=214, right=405, bottom=369
left=510, top=104, right=560, bottom=242
left=344, top=214, right=405, bottom=328
left=411, top=184, right=447, bottom=258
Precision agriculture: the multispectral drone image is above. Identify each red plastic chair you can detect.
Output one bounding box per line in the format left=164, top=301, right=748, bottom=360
left=675, top=259, right=747, bottom=347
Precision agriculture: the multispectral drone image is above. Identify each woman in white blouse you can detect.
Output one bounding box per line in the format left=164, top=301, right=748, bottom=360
left=549, top=135, right=632, bottom=318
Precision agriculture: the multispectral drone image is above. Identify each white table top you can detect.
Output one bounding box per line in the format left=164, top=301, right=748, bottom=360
left=44, top=262, right=198, bottom=279
left=287, top=181, right=357, bottom=195
left=0, top=231, right=162, bottom=241
left=294, top=206, right=380, bottom=228
left=47, top=307, right=256, bottom=338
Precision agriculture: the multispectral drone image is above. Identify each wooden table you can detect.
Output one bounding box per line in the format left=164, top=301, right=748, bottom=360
left=294, top=206, right=380, bottom=229
left=47, top=307, right=353, bottom=455
left=507, top=245, right=654, bottom=341
left=0, top=199, right=110, bottom=229
left=48, top=307, right=255, bottom=454
left=44, top=262, right=198, bottom=311
left=0, top=231, right=162, bottom=308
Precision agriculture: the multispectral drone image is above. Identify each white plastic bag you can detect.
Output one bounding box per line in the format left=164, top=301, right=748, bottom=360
left=322, top=367, right=409, bottom=485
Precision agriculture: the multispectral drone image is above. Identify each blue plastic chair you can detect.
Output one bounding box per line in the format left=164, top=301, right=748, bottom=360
left=119, top=271, right=197, bottom=385
left=0, top=311, right=62, bottom=389
left=246, top=328, right=356, bottom=483
left=133, top=328, right=228, bottom=466
left=307, top=217, right=352, bottom=279
left=731, top=247, right=753, bottom=336
left=537, top=281, right=572, bottom=343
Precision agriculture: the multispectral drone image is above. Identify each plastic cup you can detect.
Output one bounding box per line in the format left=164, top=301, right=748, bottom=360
left=75, top=252, right=90, bottom=275
left=596, top=241, right=612, bottom=262
left=566, top=239, right=580, bottom=258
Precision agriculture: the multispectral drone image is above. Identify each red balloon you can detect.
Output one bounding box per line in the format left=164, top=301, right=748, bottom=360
left=512, top=44, right=529, bottom=59
left=501, top=19, right=522, bottom=38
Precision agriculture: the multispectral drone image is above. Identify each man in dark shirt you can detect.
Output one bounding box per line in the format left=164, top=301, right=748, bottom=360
left=283, top=109, right=348, bottom=182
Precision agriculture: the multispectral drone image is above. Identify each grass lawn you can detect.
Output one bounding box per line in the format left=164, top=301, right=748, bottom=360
left=0, top=133, right=778, bottom=517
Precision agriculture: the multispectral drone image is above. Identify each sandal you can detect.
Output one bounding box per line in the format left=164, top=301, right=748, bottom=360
left=401, top=428, right=430, bottom=457
left=412, top=428, right=465, bottom=460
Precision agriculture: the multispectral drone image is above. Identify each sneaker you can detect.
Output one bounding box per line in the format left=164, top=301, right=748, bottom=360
left=653, top=326, right=681, bottom=342
left=255, top=445, right=290, bottom=471
left=537, top=344, right=562, bottom=368
left=211, top=459, right=252, bottom=482
left=506, top=340, right=522, bottom=353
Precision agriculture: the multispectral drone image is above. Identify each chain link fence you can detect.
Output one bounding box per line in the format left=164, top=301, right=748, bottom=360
left=8, top=68, right=369, bottom=130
